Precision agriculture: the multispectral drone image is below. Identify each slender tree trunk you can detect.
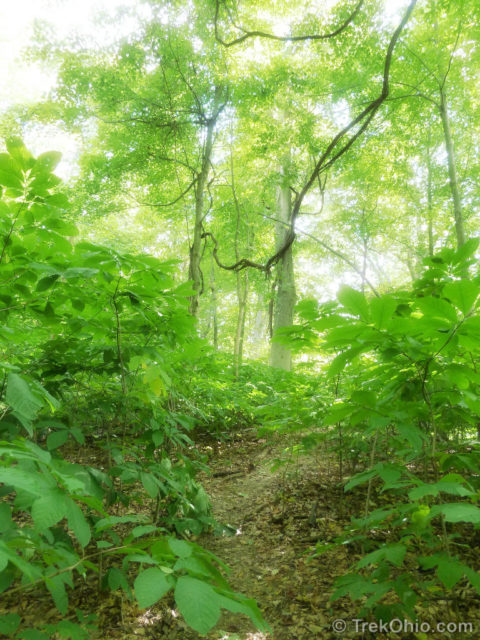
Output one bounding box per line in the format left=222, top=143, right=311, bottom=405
left=231, top=148, right=250, bottom=377
left=426, top=134, right=434, bottom=257
left=270, top=156, right=296, bottom=371
left=234, top=272, right=248, bottom=377
left=189, top=88, right=222, bottom=315
left=439, top=89, right=465, bottom=248
left=210, top=254, right=218, bottom=349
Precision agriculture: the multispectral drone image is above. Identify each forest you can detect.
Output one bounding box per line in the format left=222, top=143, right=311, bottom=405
left=0, top=0, right=479, bottom=638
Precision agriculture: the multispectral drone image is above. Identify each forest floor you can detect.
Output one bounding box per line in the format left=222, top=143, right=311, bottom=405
left=5, top=430, right=477, bottom=639
left=122, top=428, right=362, bottom=640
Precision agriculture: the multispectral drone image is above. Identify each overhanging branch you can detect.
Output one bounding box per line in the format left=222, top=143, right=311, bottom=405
left=208, top=0, right=417, bottom=275
left=214, top=0, right=365, bottom=47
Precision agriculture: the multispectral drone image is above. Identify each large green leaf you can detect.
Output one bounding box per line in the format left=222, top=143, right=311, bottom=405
left=0, top=468, right=52, bottom=496
left=45, top=575, right=68, bottom=614
left=337, top=286, right=369, bottom=322
left=215, top=591, right=270, bottom=632
left=31, top=490, right=67, bottom=529
left=415, top=296, right=457, bottom=324
left=357, top=543, right=407, bottom=568
left=174, top=576, right=221, bottom=634
left=370, top=295, right=397, bottom=330
left=431, top=503, right=480, bottom=524
left=65, top=499, right=91, bottom=547
left=0, top=613, right=21, bottom=635
left=36, top=150, right=62, bottom=171
left=168, top=537, right=193, bottom=558
left=443, top=280, right=480, bottom=315
left=0, top=154, right=23, bottom=190
left=5, top=373, right=43, bottom=421
left=0, top=503, right=12, bottom=533
left=134, top=567, right=173, bottom=608
left=437, top=557, right=466, bottom=589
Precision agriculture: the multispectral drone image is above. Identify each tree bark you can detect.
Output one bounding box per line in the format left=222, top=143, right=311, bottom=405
left=439, top=89, right=465, bottom=248
left=426, top=134, right=434, bottom=257
left=210, top=254, right=218, bottom=349
left=189, top=88, right=223, bottom=315
left=231, top=150, right=250, bottom=376
left=270, top=156, right=296, bottom=371
left=234, top=271, right=248, bottom=377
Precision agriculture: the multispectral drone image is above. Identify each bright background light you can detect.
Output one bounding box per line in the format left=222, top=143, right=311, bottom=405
left=0, top=0, right=143, bottom=177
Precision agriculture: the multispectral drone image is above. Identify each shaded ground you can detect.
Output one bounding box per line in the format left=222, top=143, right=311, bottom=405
left=3, top=431, right=480, bottom=639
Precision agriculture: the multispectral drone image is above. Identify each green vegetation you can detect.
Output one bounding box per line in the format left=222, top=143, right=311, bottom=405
left=1, top=0, right=480, bottom=637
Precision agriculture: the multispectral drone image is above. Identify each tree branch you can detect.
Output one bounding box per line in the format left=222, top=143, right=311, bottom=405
left=214, top=0, right=365, bottom=47
left=208, top=0, right=417, bottom=277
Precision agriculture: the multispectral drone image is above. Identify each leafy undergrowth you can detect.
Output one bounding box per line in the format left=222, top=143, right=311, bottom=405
left=4, top=431, right=480, bottom=639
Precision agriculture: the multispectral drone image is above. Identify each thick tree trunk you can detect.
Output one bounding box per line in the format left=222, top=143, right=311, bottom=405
left=270, top=159, right=296, bottom=371
left=439, top=90, right=465, bottom=249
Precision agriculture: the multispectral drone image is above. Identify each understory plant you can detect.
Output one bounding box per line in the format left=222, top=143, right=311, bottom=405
left=282, top=240, right=480, bottom=620
left=0, top=140, right=268, bottom=637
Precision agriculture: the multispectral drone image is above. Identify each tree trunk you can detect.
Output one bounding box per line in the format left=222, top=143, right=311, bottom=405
left=426, top=134, right=434, bottom=257
left=210, top=254, right=218, bottom=349
left=270, top=157, right=296, bottom=371
left=439, top=89, right=465, bottom=249
left=234, top=271, right=248, bottom=377
left=231, top=148, right=250, bottom=377
left=189, top=88, right=222, bottom=315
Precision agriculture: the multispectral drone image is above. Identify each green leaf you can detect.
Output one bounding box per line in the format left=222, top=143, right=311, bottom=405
left=443, top=280, right=480, bottom=315
left=6, top=373, right=43, bottom=421
left=45, top=575, right=68, bottom=614
left=337, top=285, right=369, bottom=322
left=6, top=138, right=33, bottom=168
left=31, top=490, right=67, bottom=529
left=327, top=345, right=365, bottom=378
left=452, top=238, right=479, bottom=265
left=174, top=576, right=221, bottom=634
left=18, top=629, right=50, bottom=640
left=0, top=503, right=12, bottom=533
left=351, top=390, right=376, bottom=408
left=465, top=567, right=480, bottom=595
left=108, top=567, right=130, bottom=592
left=134, top=567, right=173, bottom=608
left=0, top=468, right=51, bottom=496
left=0, top=154, right=23, bottom=190
left=437, top=558, right=466, bottom=589
left=0, top=613, right=21, bottom=635
left=140, top=472, right=159, bottom=498
left=47, top=430, right=69, bottom=450
left=409, top=480, right=473, bottom=501
left=370, top=295, right=397, bottom=330
left=397, top=423, right=425, bottom=450
left=431, top=503, right=480, bottom=524
left=65, top=500, right=91, bottom=548
left=357, top=544, right=407, bottom=569
left=216, top=592, right=270, bottom=632
left=36, top=150, right=62, bottom=171
left=344, top=468, right=376, bottom=492
left=168, top=537, right=193, bottom=558
left=415, top=296, right=457, bottom=324
left=36, top=274, right=60, bottom=292
left=131, top=525, right=158, bottom=538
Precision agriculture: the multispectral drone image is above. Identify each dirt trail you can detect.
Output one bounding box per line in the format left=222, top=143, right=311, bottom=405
left=192, top=433, right=355, bottom=640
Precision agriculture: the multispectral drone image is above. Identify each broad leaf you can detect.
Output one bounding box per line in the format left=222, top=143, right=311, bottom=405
left=174, top=576, right=221, bottom=634
left=134, top=567, right=173, bottom=608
